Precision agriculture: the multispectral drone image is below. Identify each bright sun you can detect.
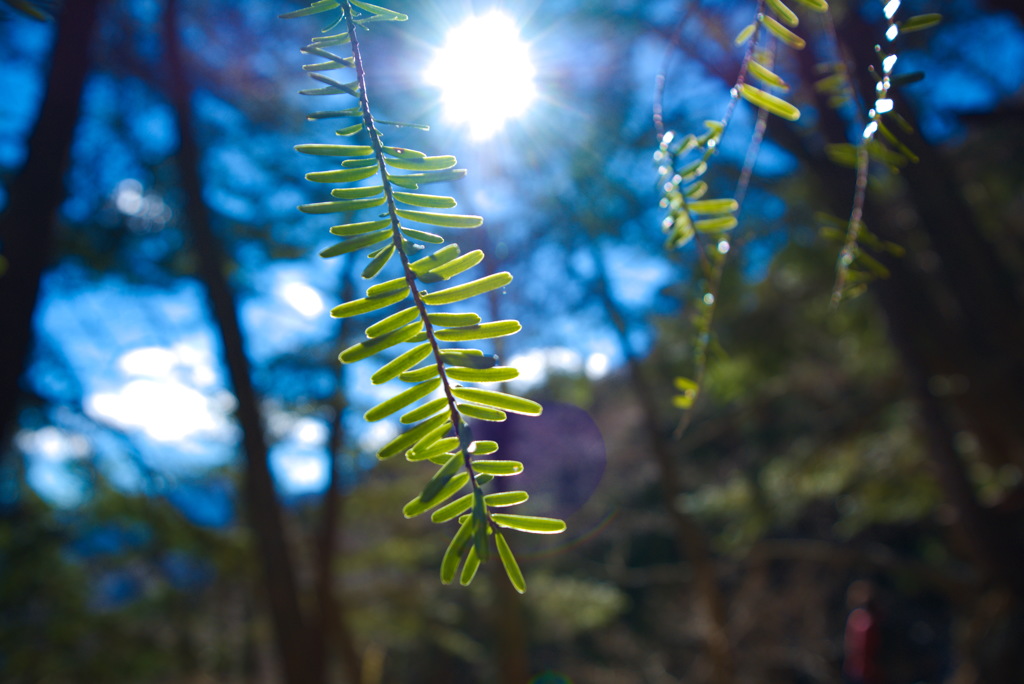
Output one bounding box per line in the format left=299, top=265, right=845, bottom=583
left=425, top=11, right=537, bottom=141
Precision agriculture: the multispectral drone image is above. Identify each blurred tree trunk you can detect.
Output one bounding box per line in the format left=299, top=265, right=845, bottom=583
left=582, top=236, right=735, bottom=684
left=310, top=264, right=363, bottom=684
left=0, top=0, right=103, bottom=455
left=491, top=560, right=530, bottom=684
left=161, top=1, right=315, bottom=682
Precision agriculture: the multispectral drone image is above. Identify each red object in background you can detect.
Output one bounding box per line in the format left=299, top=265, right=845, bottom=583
left=844, top=581, right=882, bottom=684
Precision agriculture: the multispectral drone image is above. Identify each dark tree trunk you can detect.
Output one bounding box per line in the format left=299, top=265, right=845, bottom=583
left=161, top=1, right=315, bottom=683
left=309, top=391, right=364, bottom=684
left=310, top=265, right=363, bottom=684
left=492, top=560, right=530, bottom=684
left=0, top=0, right=103, bottom=451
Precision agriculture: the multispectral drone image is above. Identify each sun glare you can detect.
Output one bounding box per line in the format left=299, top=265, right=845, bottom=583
left=425, top=11, right=537, bottom=140
left=280, top=281, right=324, bottom=318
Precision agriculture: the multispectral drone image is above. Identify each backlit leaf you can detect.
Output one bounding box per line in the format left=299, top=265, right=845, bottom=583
left=306, top=107, right=360, bottom=120
left=495, top=532, right=526, bottom=593
left=295, top=143, right=372, bottom=157
left=301, top=45, right=353, bottom=63
left=459, top=547, right=481, bottom=586
left=329, top=185, right=383, bottom=200
left=385, top=155, right=457, bottom=171
left=370, top=342, right=432, bottom=384
left=759, top=14, right=806, bottom=49
left=303, top=59, right=353, bottom=72
left=737, top=83, right=801, bottom=121
left=431, top=493, right=474, bottom=523
left=747, top=60, right=789, bottom=90
left=330, top=287, right=408, bottom=319
left=306, top=166, right=379, bottom=183
left=351, top=0, right=407, bottom=21
left=334, top=123, right=363, bottom=136
left=409, top=244, right=461, bottom=275
left=319, top=228, right=392, bottom=257
left=426, top=250, right=484, bottom=280
left=386, top=175, right=420, bottom=190
left=408, top=420, right=455, bottom=458
left=467, top=440, right=498, bottom=455
left=365, top=306, right=419, bottom=338
left=766, top=0, right=798, bottom=27
left=694, top=216, right=739, bottom=232
left=485, top=491, right=529, bottom=507
left=428, top=312, right=482, bottom=327
left=434, top=320, right=522, bottom=342
left=364, top=379, right=441, bottom=422
left=470, top=460, right=523, bottom=475
left=301, top=195, right=383, bottom=212
left=450, top=388, right=542, bottom=416
left=341, top=157, right=378, bottom=168
left=388, top=169, right=467, bottom=186
left=446, top=367, right=519, bottom=383
left=404, top=468, right=470, bottom=518
left=900, top=13, right=941, bottom=33
left=400, top=396, right=448, bottom=424
left=383, top=146, right=426, bottom=159
left=394, top=192, right=457, bottom=209
left=440, top=350, right=498, bottom=369
left=440, top=518, right=473, bottom=584
left=377, top=414, right=450, bottom=460
left=398, top=364, right=440, bottom=383
left=366, top=277, right=408, bottom=297
left=376, top=119, right=430, bottom=130
left=688, top=198, right=740, bottom=215
left=406, top=436, right=459, bottom=462
left=338, top=320, right=422, bottom=363
left=490, top=514, right=566, bottom=534
left=400, top=227, right=445, bottom=244
left=457, top=403, right=507, bottom=422
left=361, top=244, right=395, bottom=278
left=307, top=73, right=360, bottom=95
left=327, top=191, right=387, bottom=206
left=421, top=272, right=512, bottom=306
left=396, top=209, right=484, bottom=229
left=280, top=0, right=339, bottom=19
left=301, top=85, right=348, bottom=96
left=735, top=23, right=756, bottom=45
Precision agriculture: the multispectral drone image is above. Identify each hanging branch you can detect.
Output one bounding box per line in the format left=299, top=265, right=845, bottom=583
left=654, top=0, right=828, bottom=427
left=818, top=2, right=940, bottom=304
left=281, top=0, right=564, bottom=593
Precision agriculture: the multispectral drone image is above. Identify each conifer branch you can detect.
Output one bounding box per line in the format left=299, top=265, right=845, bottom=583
left=282, top=0, right=564, bottom=593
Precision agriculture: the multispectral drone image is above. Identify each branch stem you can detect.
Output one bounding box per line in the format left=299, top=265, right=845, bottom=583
left=342, top=1, right=484, bottom=499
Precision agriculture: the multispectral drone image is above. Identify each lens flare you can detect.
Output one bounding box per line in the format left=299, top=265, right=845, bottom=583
left=425, top=11, right=537, bottom=140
